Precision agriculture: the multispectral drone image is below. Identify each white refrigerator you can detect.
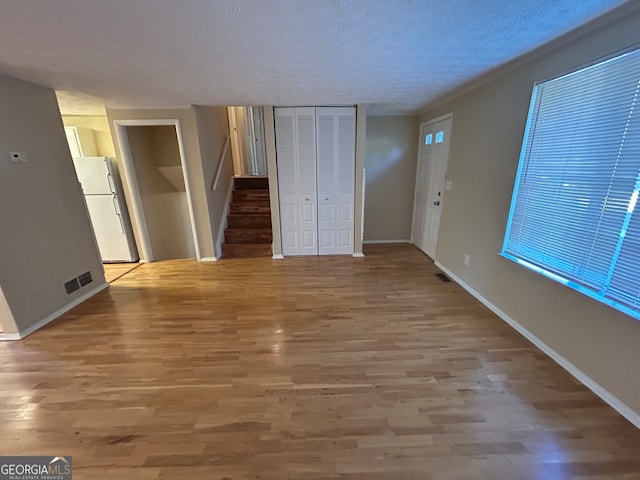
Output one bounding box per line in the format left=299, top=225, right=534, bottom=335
left=73, top=157, right=138, bottom=263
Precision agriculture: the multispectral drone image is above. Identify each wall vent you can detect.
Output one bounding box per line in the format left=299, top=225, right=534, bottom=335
left=65, top=271, right=93, bottom=295
left=64, top=278, right=80, bottom=294
left=435, top=273, right=451, bottom=283
left=78, top=271, right=93, bottom=287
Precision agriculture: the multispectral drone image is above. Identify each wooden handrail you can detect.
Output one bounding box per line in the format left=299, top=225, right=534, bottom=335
left=211, top=135, right=230, bottom=191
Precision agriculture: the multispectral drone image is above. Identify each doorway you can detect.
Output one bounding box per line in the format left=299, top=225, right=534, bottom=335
left=114, top=121, right=200, bottom=262
left=220, top=107, right=273, bottom=259
left=227, top=106, right=268, bottom=176
left=412, top=114, right=453, bottom=259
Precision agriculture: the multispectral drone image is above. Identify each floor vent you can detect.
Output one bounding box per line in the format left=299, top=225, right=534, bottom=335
left=64, top=278, right=80, bottom=294
left=78, top=271, right=93, bottom=287
left=435, top=273, right=451, bottom=283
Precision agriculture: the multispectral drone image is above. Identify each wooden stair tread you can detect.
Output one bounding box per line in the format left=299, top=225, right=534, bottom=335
left=227, top=222, right=272, bottom=229
left=228, top=213, right=271, bottom=218
left=233, top=176, right=269, bottom=190
left=233, top=191, right=270, bottom=202
left=227, top=214, right=272, bottom=228
left=230, top=203, right=271, bottom=214
left=225, top=227, right=272, bottom=233
left=222, top=243, right=272, bottom=258
left=224, top=228, right=272, bottom=244
left=231, top=199, right=270, bottom=204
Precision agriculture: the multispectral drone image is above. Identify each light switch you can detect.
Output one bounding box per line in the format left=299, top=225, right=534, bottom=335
left=9, top=151, right=27, bottom=163
left=445, top=180, right=452, bottom=191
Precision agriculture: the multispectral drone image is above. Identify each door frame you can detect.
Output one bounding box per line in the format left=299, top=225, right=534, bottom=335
left=113, top=119, right=201, bottom=262
left=227, top=107, right=245, bottom=176
left=411, top=113, right=453, bottom=259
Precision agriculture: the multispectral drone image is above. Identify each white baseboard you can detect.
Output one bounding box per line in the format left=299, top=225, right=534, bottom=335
left=352, top=252, right=365, bottom=258
left=434, top=261, right=640, bottom=430
left=273, top=253, right=363, bottom=259
left=199, top=257, right=217, bottom=262
left=214, top=176, right=235, bottom=260
left=0, top=282, right=109, bottom=341
left=0, top=332, right=20, bottom=341
left=363, top=239, right=410, bottom=244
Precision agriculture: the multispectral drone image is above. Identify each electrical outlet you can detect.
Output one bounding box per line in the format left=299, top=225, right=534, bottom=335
left=464, top=254, right=470, bottom=266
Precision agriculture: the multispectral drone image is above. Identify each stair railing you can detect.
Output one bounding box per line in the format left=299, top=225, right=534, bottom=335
left=211, top=134, right=231, bottom=191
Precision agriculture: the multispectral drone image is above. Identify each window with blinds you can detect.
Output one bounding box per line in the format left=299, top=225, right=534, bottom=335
left=502, top=47, right=640, bottom=320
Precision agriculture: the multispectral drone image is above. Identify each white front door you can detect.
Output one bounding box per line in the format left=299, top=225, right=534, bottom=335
left=412, top=116, right=452, bottom=259
left=412, top=124, right=431, bottom=254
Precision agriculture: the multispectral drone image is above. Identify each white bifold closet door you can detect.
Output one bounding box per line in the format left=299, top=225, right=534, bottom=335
left=316, top=107, right=355, bottom=255
left=275, top=107, right=318, bottom=256
left=275, top=106, right=355, bottom=256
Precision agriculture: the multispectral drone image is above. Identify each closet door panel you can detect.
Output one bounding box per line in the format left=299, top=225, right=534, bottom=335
left=337, top=200, right=353, bottom=249
left=302, top=229, right=318, bottom=250
left=295, top=108, right=318, bottom=256
left=275, top=108, right=300, bottom=256
left=280, top=203, right=298, bottom=253
left=316, top=109, right=337, bottom=255
left=336, top=108, right=355, bottom=254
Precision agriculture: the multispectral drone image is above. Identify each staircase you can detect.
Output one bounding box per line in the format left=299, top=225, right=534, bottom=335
left=222, top=176, right=272, bottom=258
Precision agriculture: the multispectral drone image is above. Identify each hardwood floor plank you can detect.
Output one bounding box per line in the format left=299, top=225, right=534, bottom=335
left=0, top=244, right=638, bottom=479
left=102, top=263, right=141, bottom=283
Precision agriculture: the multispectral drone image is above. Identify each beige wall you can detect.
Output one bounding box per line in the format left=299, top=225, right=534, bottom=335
left=0, top=75, right=105, bottom=335
left=364, top=115, right=419, bottom=242
left=126, top=126, right=177, bottom=194
left=143, top=194, right=195, bottom=260
left=106, top=108, right=215, bottom=259
left=150, top=125, right=181, bottom=167
left=62, top=115, right=116, bottom=157
left=193, top=106, right=232, bottom=259
left=421, top=11, right=640, bottom=419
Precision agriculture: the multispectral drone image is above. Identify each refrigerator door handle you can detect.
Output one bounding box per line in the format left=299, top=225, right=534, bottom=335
left=107, top=173, right=116, bottom=194
left=112, top=196, right=125, bottom=234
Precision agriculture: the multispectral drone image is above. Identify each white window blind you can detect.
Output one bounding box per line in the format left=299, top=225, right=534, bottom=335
left=502, top=47, right=640, bottom=320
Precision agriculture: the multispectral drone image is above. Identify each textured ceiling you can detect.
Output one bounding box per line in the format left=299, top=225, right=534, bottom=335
left=0, top=0, right=633, bottom=115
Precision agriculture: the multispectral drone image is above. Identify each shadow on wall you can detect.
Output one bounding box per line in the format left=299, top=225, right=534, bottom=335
left=367, top=144, right=407, bottom=182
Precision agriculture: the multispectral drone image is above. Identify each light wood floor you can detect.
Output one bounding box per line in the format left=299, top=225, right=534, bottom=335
left=1, top=245, right=639, bottom=479
left=102, top=262, right=141, bottom=283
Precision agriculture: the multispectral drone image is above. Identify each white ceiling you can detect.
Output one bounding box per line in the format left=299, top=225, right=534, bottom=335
left=0, top=0, right=633, bottom=116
